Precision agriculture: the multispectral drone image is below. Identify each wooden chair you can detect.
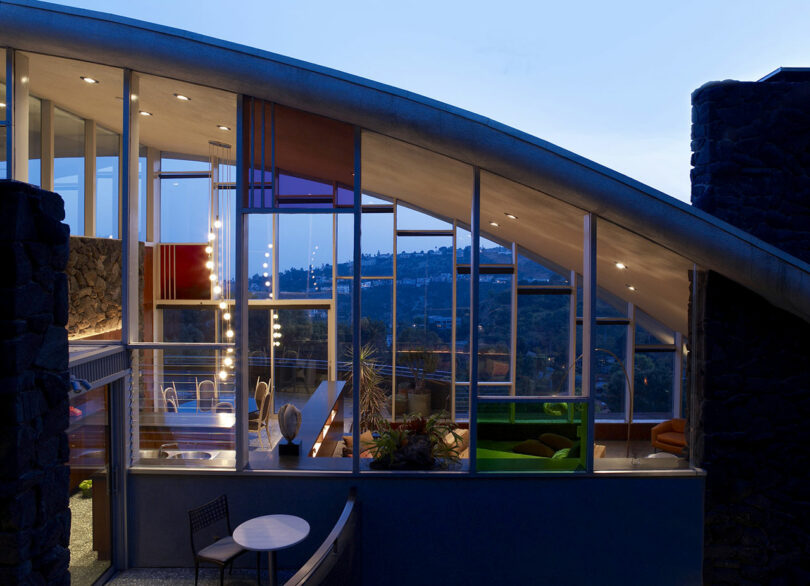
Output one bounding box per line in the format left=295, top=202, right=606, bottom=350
left=161, top=384, right=178, bottom=413
left=284, top=488, right=359, bottom=586
left=188, top=494, right=254, bottom=586
left=249, top=391, right=273, bottom=448
left=196, top=378, right=217, bottom=412
left=254, top=380, right=270, bottom=414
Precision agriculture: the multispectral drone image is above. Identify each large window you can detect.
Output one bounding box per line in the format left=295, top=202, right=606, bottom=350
left=54, top=107, right=85, bottom=235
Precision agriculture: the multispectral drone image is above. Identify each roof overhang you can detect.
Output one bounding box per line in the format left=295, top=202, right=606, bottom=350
left=2, top=0, right=809, bottom=325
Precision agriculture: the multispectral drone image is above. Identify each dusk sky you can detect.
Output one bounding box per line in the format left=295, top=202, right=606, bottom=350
left=57, top=0, right=810, bottom=204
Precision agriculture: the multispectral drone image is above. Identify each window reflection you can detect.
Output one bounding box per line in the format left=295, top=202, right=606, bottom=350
left=54, top=107, right=85, bottom=235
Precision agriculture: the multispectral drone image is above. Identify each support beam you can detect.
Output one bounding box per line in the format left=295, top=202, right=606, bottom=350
left=234, top=95, right=248, bottom=471
left=122, top=70, right=139, bottom=344
left=469, top=167, right=480, bottom=472
left=40, top=99, right=53, bottom=190
left=12, top=50, right=29, bottom=182
left=582, top=213, right=597, bottom=472
left=84, top=119, right=96, bottom=236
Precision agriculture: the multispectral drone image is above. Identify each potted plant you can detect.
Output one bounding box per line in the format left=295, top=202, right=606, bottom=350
left=79, top=479, right=93, bottom=498
left=345, top=343, right=387, bottom=433
left=368, top=411, right=462, bottom=470
left=404, top=348, right=438, bottom=417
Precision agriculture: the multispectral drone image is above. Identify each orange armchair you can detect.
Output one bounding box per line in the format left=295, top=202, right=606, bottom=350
left=651, top=418, right=687, bottom=455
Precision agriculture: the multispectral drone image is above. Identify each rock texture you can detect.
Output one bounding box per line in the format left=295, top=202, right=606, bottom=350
left=692, top=77, right=810, bottom=584
left=0, top=180, right=71, bottom=586
left=67, top=237, right=122, bottom=338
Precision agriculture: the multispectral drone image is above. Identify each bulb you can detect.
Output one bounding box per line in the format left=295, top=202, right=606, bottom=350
left=208, top=232, right=215, bottom=241
left=262, top=263, right=268, bottom=268
left=206, top=261, right=214, bottom=269
left=219, top=301, right=227, bottom=310
left=219, top=370, right=227, bottom=380
left=226, top=329, right=234, bottom=338
left=209, top=273, right=217, bottom=281
left=214, top=219, right=222, bottom=229
left=274, top=341, right=281, bottom=347
left=223, top=312, right=231, bottom=321
left=205, top=246, right=213, bottom=254
left=268, top=243, right=272, bottom=248
left=264, top=252, right=270, bottom=258
left=213, top=285, right=222, bottom=294
left=224, top=357, right=233, bottom=366
left=273, top=324, right=281, bottom=330
left=263, top=272, right=268, bottom=277
left=227, top=348, right=233, bottom=354
left=273, top=332, right=282, bottom=338
left=265, top=281, right=271, bottom=287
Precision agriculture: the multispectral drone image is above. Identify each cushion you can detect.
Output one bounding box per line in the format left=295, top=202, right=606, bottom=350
left=539, top=433, right=573, bottom=451
left=443, top=428, right=470, bottom=454
left=671, top=419, right=686, bottom=433
left=342, top=435, right=353, bottom=449
left=512, top=439, right=555, bottom=458
left=360, top=430, right=375, bottom=451
left=658, top=431, right=686, bottom=447
left=197, top=536, right=243, bottom=563
left=458, top=448, right=469, bottom=459
left=552, top=448, right=571, bottom=460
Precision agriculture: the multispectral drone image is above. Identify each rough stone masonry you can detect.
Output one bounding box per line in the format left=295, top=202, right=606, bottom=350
left=0, top=180, right=71, bottom=585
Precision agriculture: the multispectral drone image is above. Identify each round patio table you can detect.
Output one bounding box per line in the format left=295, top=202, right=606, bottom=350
left=233, top=514, right=310, bottom=586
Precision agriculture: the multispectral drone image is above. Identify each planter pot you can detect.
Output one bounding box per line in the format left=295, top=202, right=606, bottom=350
left=408, top=392, right=431, bottom=418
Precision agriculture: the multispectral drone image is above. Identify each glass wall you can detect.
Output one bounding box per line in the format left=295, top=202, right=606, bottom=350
left=54, top=107, right=85, bottom=235
left=95, top=125, right=119, bottom=238
left=28, top=95, right=41, bottom=186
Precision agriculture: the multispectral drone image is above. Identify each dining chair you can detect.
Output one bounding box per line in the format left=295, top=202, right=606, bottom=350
left=188, top=494, right=256, bottom=586
left=161, top=383, right=178, bottom=413
left=248, top=391, right=273, bottom=448
left=196, top=378, right=216, bottom=412
left=254, top=380, right=269, bottom=413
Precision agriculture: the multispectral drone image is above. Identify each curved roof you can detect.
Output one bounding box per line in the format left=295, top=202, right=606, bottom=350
left=2, top=0, right=809, bottom=327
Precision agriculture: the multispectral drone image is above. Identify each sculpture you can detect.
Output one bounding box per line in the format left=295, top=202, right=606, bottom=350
left=278, top=403, right=302, bottom=443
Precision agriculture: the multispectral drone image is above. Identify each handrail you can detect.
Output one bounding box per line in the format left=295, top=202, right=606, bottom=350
left=284, top=488, right=359, bottom=586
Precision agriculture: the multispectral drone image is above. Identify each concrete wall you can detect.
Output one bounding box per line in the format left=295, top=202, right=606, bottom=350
left=692, top=75, right=810, bottom=584
left=0, top=181, right=71, bottom=585
left=127, top=472, right=704, bottom=585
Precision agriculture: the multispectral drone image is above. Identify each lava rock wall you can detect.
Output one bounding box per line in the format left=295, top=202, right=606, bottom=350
left=0, top=181, right=71, bottom=585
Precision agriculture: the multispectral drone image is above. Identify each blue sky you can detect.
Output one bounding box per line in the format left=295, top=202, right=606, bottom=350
left=57, top=0, right=810, bottom=204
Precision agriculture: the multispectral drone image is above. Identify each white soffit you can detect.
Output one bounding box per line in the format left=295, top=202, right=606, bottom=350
left=25, top=52, right=236, bottom=159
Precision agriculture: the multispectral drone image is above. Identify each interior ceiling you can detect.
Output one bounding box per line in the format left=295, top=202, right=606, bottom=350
left=25, top=52, right=236, bottom=159
left=363, top=131, right=692, bottom=333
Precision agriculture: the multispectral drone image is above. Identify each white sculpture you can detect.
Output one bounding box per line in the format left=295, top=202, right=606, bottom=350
left=278, top=403, right=302, bottom=442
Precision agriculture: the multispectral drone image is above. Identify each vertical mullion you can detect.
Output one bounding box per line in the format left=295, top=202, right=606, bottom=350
left=84, top=119, right=96, bottom=236
left=673, top=331, right=684, bottom=419
left=568, top=269, right=577, bottom=396
left=450, top=219, right=457, bottom=421
left=5, top=49, right=13, bottom=179
left=625, top=303, right=635, bottom=425
left=40, top=99, right=54, bottom=190
left=12, top=50, right=29, bottom=182
left=351, top=127, right=361, bottom=474
left=122, top=70, right=139, bottom=345
left=234, top=95, right=248, bottom=471
left=582, top=213, right=597, bottom=473
left=469, top=167, right=480, bottom=473
left=510, top=242, right=517, bottom=397
left=391, top=202, right=397, bottom=420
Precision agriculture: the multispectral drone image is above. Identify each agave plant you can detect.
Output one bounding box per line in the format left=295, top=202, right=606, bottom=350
left=344, top=343, right=388, bottom=433
left=369, top=411, right=461, bottom=470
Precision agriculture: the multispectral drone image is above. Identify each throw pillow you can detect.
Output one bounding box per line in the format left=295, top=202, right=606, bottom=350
left=539, top=432, right=574, bottom=451
left=513, top=439, right=555, bottom=458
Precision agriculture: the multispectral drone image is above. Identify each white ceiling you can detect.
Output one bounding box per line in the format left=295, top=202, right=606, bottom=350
left=362, top=131, right=692, bottom=333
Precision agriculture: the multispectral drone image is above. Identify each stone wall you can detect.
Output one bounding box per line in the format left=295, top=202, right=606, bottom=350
left=0, top=181, right=71, bottom=585
left=692, top=75, right=810, bottom=584
left=692, top=77, right=810, bottom=264
left=67, top=237, right=122, bottom=339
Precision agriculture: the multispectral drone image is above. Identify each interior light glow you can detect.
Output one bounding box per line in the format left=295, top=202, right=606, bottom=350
left=265, top=281, right=271, bottom=287
left=505, top=213, right=518, bottom=220
left=264, top=252, right=270, bottom=258
left=615, top=262, right=627, bottom=270
left=274, top=341, right=281, bottom=347
left=174, top=93, right=191, bottom=101
left=223, top=312, right=231, bottom=321
left=207, top=232, right=216, bottom=241
left=213, top=285, right=222, bottom=294
left=139, top=110, right=152, bottom=117
left=268, top=244, right=273, bottom=249
left=262, top=263, right=268, bottom=268
left=224, top=357, right=233, bottom=366
left=226, top=329, right=234, bottom=338
left=273, top=332, right=282, bottom=338
left=0, top=102, right=5, bottom=108
left=205, top=261, right=214, bottom=269
left=273, top=324, right=281, bottom=330
left=227, top=348, right=234, bottom=353
left=205, top=246, right=213, bottom=254
left=217, top=125, right=231, bottom=131
left=263, top=272, right=268, bottom=277
left=208, top=273, right=217, bottom=281
left=214, top=219, right=222, bottom=229
left=80, top=76, right=99, bottom=84
left=219, top=301, right=227, bottom=310
left=219, top=370, right=228, bottom=380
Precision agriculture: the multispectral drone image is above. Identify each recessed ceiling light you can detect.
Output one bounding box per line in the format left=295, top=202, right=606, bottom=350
left=0, top=102, right=5, bottom=109
left=626, top=284, right=636, bottom=292
left=489, top=221, right=499, bottom=227
left=80, top=76, right=99, bottom=84
left=504, top=213, right=518, bottom=220
left=174, top=93, right=191, bottom=101
left=217, top=125, right=231, bottom=131
left=615, top=262, right=627, bottom=270
left=139, top=110, right=152, bottom=116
